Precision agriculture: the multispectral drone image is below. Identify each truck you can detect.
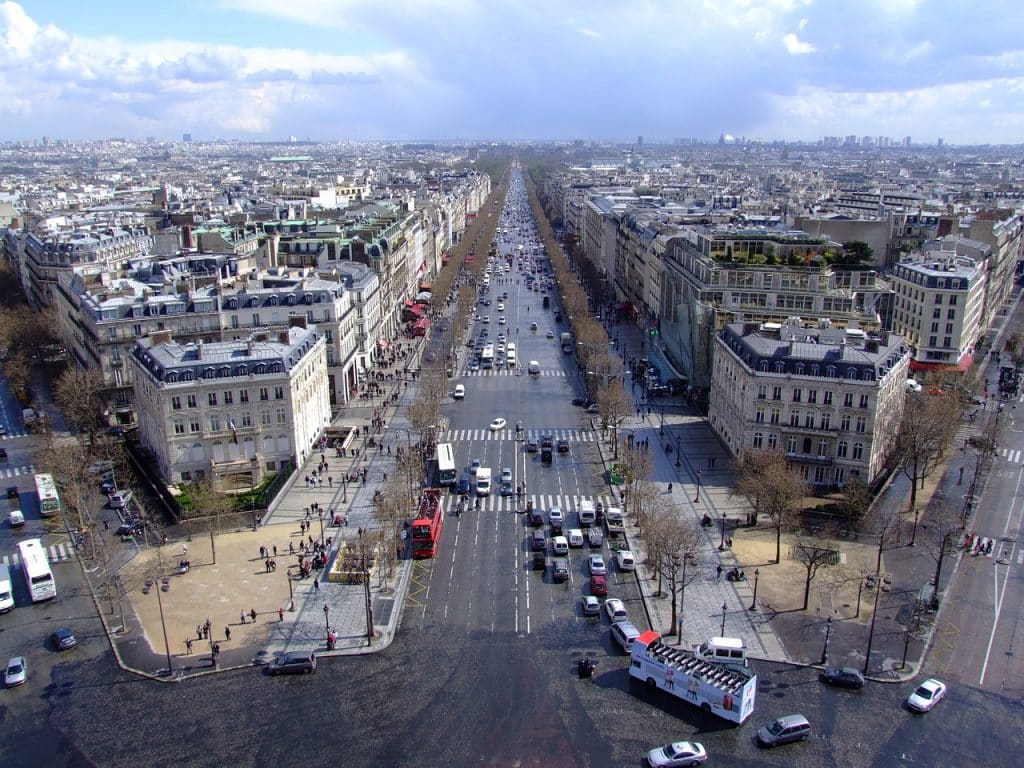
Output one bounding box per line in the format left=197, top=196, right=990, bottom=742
left=476, top=467, right=492, bottom=496
left=410, top=488, right=444, bottom=558
left=603, top=506, right=625, bottom=538
left=560, top=332, right=572, bottom=353
left=629, top=630, right=757, bottom=724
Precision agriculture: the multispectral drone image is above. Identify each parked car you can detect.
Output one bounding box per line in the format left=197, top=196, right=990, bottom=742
left=581, top=595, right=601, bottom=616
left=548, top=507, right=564, bottom=533
left=116, top=520, right=144, bottom=538
left=907, top=678, right=947, bottom=712
left=590, top=574, right=608, bottom=597
left=610, top=621, right=640, bottom=652
left=108, top=490, right=133, bottom=509
left=604, top=598, right=628, bottom=623
left=646, top=741, right=708, bottom=767
left=526, top=439, right=539, bottom=453
left=616, top=550, right=636, bottom=571
left=4, top=656, right=26, bottom=687
left=820, top=666, right=865, bottom=689
left=587, top=528, right=604, bottom=548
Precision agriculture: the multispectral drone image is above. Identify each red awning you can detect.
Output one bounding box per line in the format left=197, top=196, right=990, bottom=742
left=910, top=353, right=974, bottom=374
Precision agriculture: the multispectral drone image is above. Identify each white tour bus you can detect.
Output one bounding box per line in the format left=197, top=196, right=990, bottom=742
left=18, top=538, right=56, bottom=602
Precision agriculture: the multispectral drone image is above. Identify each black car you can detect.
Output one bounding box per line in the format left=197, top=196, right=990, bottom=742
left=557, top=439, right=570, bottom=453
left=819, top=666, right=865, bottom=690
left=0, top=448, right=7, bottom=462
left=116, top=520, right=144, bottom=537
left=571, top=397, right=593, bottom=407
left=50, top=627, right=77, bottom=651
left=6, top=485, right=17, bottom=499
left=526, top=439, right=539, bottom=453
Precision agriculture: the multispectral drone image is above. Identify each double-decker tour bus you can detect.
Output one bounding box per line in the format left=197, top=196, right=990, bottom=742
left=18, top=539, right=57, bottom=602
left=435, top=443, right=457, bottom=488
left=410, top=489, right=444, bottom=558
left=34, top=473, right=61, bottom=518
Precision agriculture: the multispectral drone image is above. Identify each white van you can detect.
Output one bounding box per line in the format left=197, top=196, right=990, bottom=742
left=567, top=528, right=584, bottom=547
left=0, top=568, right=14, bottom=613
left=8, top=508, right=25, bottom=528
left=453, top=384, right=466, bottom=400
left=552, top=535, right=569, bottom=555
left=528, top=361, right=541, bottom=375
left=578, top=499, right=596, bottom=526
left=476, top=468, right=492, bottom=496
left=695, top=636, right=748, bottom=666
left=108, top=490, right=133, bottom=509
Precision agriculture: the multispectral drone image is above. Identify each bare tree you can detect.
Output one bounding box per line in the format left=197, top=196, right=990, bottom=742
left=596, top=380, right=633, bottom=457
left=836, top=476, right=873, bottom=534
left=615, top=439, right=654, bottom=529
left=895, top=393, right=963, bottom=510
left=792, top=537, right=840, bottom=611
left=921, top=502, right=964, bottom=610
left=646, top=507, right=703, bottom=637
left=733, top=451, right=809, bottom=563
left=182, top=480, right=236, bottom=561
left=54, top=366, right=109, bottom=445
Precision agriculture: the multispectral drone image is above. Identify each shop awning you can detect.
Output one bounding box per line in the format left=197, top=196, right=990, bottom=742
left=910, top=353, right=974, bottom=374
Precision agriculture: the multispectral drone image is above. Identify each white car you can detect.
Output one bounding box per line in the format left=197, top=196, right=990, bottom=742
left=501, top=467, right=513, bottom=484
left=581, top=595, right=601, bottom=617
left=588, top=554, right=607, bottom=576
left=546, top=330, right=555, bottom=339
left=604, top=598, right=628, bottom=623
left=646, top=741, right=708, bottom=767
left=498, top=316, right=506, bottom=325
left=453, top=384, right=465, bottom=400
left=497, top=303, right=504, bottom=311
left=4, top=656, right=26, bottom=687
left=469, top=459, right=481, bottom=476
left=616, top=550, right=636, bottom=571
left=489, top=417, right=507, bottom=431
left=907, top=678, right=947, bottom=712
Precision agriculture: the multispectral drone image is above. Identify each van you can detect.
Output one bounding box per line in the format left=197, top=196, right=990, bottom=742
left=552, top=535, right=569, bottom=555
left=610, top=621, right=640, bottom=652
left=528, top=361, right=541, bottom=375
left=0, top=569, right=14, bottom=613
left=530, top=529, right=546, bottom=551
left=453, top=384, right=465, bottom=400
left=578, top=499, right=596, bottom=526
left=756, top=714, right=811, bottom=747
left=476, top=468, right=492, bottom=496
left=567, top=528, right=584, bottom=547
left=8, top=508, right=25, bottom=528
left=108, top=490, right=133, bottom=509
left=696, top=636, right=748, bottom=666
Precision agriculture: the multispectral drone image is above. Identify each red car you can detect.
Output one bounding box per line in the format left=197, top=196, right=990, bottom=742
left=590, top=574, right=608, bottom=597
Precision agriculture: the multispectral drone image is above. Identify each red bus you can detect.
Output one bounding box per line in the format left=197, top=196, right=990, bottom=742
left=411, top=488, right=444, bottom=558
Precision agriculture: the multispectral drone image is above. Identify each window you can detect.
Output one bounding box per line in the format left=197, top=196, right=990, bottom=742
left=949, top=295, right=957, bottom=306
left=946, top=323, right=954, bottom=334
left=840, top=414, right=851, bottom=431
left=859, top=394, right=869, bottom=409
left=274, top=386, right=284, bottom=400
left=755, top=408, right=765, bottom=423
left=173, top=419, right=185, bottom=435
left=844, top=393, right=854, bottom=408
left=767, top=433, right=778, bottom=450
left=818, top=439, right=829, bottom=456
left=753, top=432, right=764, bottom=448
left=852, top=443, right=864, bottom=460
left=189, top=417, right=201, bottom=433
left=934, top=294, right=943, bottom=304
left=808, top=389, right=817, bottom=404
left=260, top=410, right=272, bottom=426
left=260, top=387, right=269, bottom=401
left=814, top=466, right=828, bottom=484
left=855, top=416, right=867, bottom=433
left=790, top=410, right=800, bottom=426
left=171, top=396, right=182, bottom=410
left=252, top=313, right=260, bottom=326
left=224, top=391, right=233, bottom=405
left=231, top=315, right=239, bottom=329
left=823, top=390, right=833, bottom=406
left=820, top=413, right=831, bottom=430
left=837, top=440, right=848, bottom=458
left=770, top=408, right=780, bottom=425
left=929, top=336, right=937, bottom=347
left=239, top=389, right=249, bottom=403
left=187, top=394, right=197, bottom=408
left=276, top=408, right=287, bottom=424
left=757, top=385, right=767, bottom=400
left=792, top=388, right=803, bottom=403
left=786, top=436, right=798, bottom=453
left=772, top=386, right=782, bottom=401
left=209, top=415, right=221, bottom=432
left=208, top=392, right=218, bottom=406
left=241, top=413, right=252, bottom=428
left=932, top=308, right=941, bottom=319
left=931, top=322, right=939, bottom=333
left=804, top=413, right=815, bottom=428
left=947, top=309, right=956, bottom=320
left=943, top=337, right=951, bottom=348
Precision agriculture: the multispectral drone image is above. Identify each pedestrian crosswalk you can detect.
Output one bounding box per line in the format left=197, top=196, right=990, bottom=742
left=0, top=465, right=35, bottom=479
left=444, top=493, right=617, bottom=514
left=462, top=368, right=565, bottom=377
left=0, top=431, right=29, bottom=441
left=442, top=428, right=595, bottom=443
left=1, top=541, right=77, bottom=569
left=1000, top=448, right=1023, bottom=464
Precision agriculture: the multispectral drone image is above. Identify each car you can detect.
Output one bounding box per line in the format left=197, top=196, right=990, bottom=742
left=546, top=330, right=555, bottom=338
left=557, top=438, right=570, bottom=453
left=589, top=574, right=608, bottom=597
left=51, top=627, right=78, bottom=651
left=907, top=678, right=947, bottom=712
left=108, top=490, right=133, bottom=509
left=468, top=361, right=480, bottom=371
left=587, top=528, right=605, bottom=548
left=610, top=621, right=641, bottom=652
left=497, top=333, right=507, bottom=343
left=469, top=459, right=482, bottom=476
left=552, top=557, right=570, bottom=582
left=456, top=472, right=471, bottom=495
left=571, top=397, right=591, bottom=407
left=498, top=316, right=506, bottom=325
left=540, top=435, right=554, bottom=450
left=4, top=656, right=26, bottom=686
left=497, top=303, right=504, bottom=311
left=526, top=439, right=539, bottom=453
left=646, top=741, right=708, bottom=767
left=585, top=403, right=600, bottom=414
left=268, top=650, right=316, bottom=675
left=116, top=520, right=144, bottom=537
left=581, top=595, right=601, bottom=616
left=482, top=316, right=490, bottom=323
left=500, top=480, right=514, bottom=496
left=453, top=384, right=465, bottom=400
left=548, top=507, right=564, bottom=531
left=530, top=322, right=538, bottom=331
left=0, top=447, right=7, bottom=461
left=489, top=417, right=507, bottom=431
left=604, top=598, right=628, bottom=623
left=616, top=550, right=636, bottom=571
left=6, top=486, right=17, bottom=499
left=0, top=424, right=6, bottom=436
left=756, top=714, right=812, bottom=747
left=820, top=666, right=865, bottom=690
left=501, top=468, right=513, bottom=484
left=588, top=554, right=607, bottom=576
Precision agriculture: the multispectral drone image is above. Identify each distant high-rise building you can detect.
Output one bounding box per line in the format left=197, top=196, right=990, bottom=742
left=637, top=135, right=643, bottom=151
left=903, top=136, right=912, bottom=148
left=937, top=137, right=944, bottom=148
left=182, top=133, right=192, bottom=143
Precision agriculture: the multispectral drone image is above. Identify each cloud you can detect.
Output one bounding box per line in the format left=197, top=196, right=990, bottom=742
left=783, top=32, right=816, bottom=55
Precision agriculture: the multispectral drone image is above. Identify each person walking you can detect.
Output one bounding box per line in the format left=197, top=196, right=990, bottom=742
left=716, top=564, right=723, bottom=581
left=225, top=626, right=231, bottom=641
left=186, top=638, right=193, bottom=655
left=250, top=608, right=257, bottom=623
left=240, top=610, right=246, bottom=625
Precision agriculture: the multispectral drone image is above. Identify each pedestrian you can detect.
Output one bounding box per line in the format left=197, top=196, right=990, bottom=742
left=103, top=519, right=109, bottom=531
left=289, top=541, right=295, bottom=555
left=265, top=559, right=271, bottom=573
left=328, top=476, right=333, bottom=487
left=273, top=545, right=278, bottom=557
left=279, top=607, right=284, bottom=622
left=250, top=608, right=257, bottom=623
left=186, top=638, right=193, bottom=655
left=716, top=564, right=723, bottom=581
left=197, top=625, right=203, bottom=640
left=240, top=610, right=246, bottom=624
left=314, top=577, right=320, bottom=592
left=225, top=626, right=231, bottom=641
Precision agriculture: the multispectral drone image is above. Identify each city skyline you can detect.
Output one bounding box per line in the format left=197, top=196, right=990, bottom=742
left=2, top=0, right=1023, bottom=144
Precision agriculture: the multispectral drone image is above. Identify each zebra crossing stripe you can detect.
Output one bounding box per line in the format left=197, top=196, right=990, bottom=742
left=2, top=542, right=75, bottom=568
left=444, top=492, right=616, bottom=514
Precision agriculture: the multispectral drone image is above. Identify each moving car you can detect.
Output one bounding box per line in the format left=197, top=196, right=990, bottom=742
left=604, top=598, right=628, bottom=623
left=557, top=438, right=570, bottom=453
left=589, top=574, right=608, bottom=597
left=268, top=650, right=316, bottom=675
left=500, top=480, right=514, bottom=496
left=469, top=459, right=482, bottom=475
left=453, top=384, right=465, bottom=400
left=907, top=678, right=946, bottom=712
left=546, top=330, right=555, bottom=338
left=616, top=550, right=636, bottom=571
left=581, top=595, right=601, bottom=616
left=51, top=628, right=78, bottom=651
left=756, top=714, right=811, bottom=747
left=610, top=621, right=640, bottom=652
left=456, top=472, right=471, bottom=495
left=4, top=656, right=26, bottom=687
left=820, top=666, right=865, bottom=689
left=489, top=417, right=507, bottom=431
left=526, top=439, right=539, bottom=453
left=108, top=490, right=133, bottom=509
left=646, top=741, right=708, bottom=767
left=548, top=507, right=564, bottom=533
left=588, top=554, right=606, bottom=576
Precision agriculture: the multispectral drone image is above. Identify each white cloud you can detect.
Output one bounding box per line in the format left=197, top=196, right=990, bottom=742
left=783, top=32, right=816, bottom=55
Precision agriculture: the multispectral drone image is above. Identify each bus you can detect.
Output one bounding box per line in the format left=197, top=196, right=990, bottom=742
left=18, top=539, right=56, bottom=602
left=481, top=344, right=495, bottom=369
left=435, top=442, right=457, bottom=488
left=35, top=473, right=61, bottom=518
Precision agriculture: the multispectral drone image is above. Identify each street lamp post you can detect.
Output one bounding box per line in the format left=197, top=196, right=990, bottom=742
left=342, top=477, right=348, bottom=503
left=323, top=604, right=330, bottom=632
left=675, top=435, right=681, bottom=468
left=820, top=616, right=833, bottom=664
left=694, top=470, right=702, bottom=504
left=659, top=407, right=665, bottom=437
left=318, top=509, right=325, bottom=547
left=286, top=567, right=295, bottom=611
left=720, top=602, right=727, bottom=636
left=719, top=516, right=728, bottom=551
left=153, top=577, right=174, bottom=676
left=749, top=568, right=760, bottom=611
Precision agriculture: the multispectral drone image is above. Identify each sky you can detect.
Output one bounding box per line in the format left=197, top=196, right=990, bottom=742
left=1, top=0, right=1023, bottom=144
